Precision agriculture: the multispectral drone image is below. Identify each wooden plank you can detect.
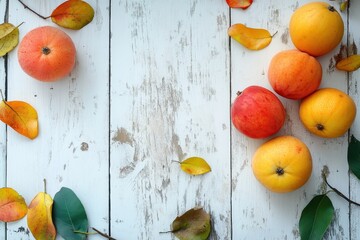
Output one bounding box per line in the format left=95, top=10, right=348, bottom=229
left=349, top=0, right=360, bottom=238
left=6, top=1, right=110, bottom=239
left=0, top=0, right=8, bottom=238
left=231, top=1, right=350, bottom=239
left=110, top=0, right=231, bottom=239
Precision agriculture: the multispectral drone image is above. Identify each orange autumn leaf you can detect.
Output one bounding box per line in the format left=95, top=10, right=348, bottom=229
left=0, top=187, right=27, bottom=222
left=228, top=23, right=273, bottom=50
left=27, top=192, right=56, bottom=240
left=226, top=0, right=253, bottom=9
left=179, top=157, right=211, bottom=175
left=336, top=54, right=360, bottom=72
left=51, top=0, right=95, bottom=30
left=0, top=100, right=38, bottom=139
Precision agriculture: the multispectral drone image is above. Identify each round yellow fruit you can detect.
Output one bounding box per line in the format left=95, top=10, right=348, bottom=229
left=289, top=2, right=344, bottom=57
left=299, top=88, right=356, bottom=138
left=252, top=136, right=312, bottom=193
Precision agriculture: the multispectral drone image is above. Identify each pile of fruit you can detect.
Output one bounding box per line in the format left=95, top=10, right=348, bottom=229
left=231, top=2, right=356, bottom=193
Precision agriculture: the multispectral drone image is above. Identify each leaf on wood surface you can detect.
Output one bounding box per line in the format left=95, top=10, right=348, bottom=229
left=27, top=192, right=56, bottom=240
left=51, top=0, right=95, bottom=30
left=0, top=23, right=22, bottom=57
left=53, top=187, right=89, bottom=240
left=299, top=194, right=334, bottom=240
left=0, top=99, right=38, bottom=139
left=336, top=54, right=360, bottom=72
left=178, top=157, right=211, bottom=175
left=340, top=1, right=348, bottom=12
left=348, top=135, right=360, bottom=180
left=171, top=207, right=211, bottom=240
left=0, top=187, right=27, bottom=222
left=228, top=23, right=273, bottom=50
left=226, top=0, right=253, bottom=9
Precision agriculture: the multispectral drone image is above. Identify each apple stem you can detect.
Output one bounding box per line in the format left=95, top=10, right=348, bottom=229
left=328, top=5, right=336, bottom=12
left=236, top=91, right=242, bottom=96
left=322, top=170, right=360, bottom=206
left=18, top=0, right=50, bottom=20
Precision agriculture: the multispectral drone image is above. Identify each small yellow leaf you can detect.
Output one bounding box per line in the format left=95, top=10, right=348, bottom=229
left=340, top=1, right=348, bottom=12
left=179, top=157, right=211, bottom=175
left=0, top=100, right=39, bottom=139
left=0, top=187, right=27, bottom=222
left=336, top=55, right=360, bottom=72
left=0, top=23, right=22, bottom=57
left=228, top=23, right=273, bottom=50
left=51, top=0, right=95, bottom=30
left=27, top=192, right=56, bottom=240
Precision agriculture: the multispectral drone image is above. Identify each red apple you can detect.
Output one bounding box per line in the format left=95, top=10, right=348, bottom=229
left=226, top=0, right=253, bottom=9
left=231, top=86, right=286, bottom=139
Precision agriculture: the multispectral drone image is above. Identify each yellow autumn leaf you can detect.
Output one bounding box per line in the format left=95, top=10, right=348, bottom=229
left=179, top=157, right=211, bottom=175
left=0, top=23, right=22, bottom=57
left=51, top=0, right=95, bottom=30
left=336, top=55, right=360, bottom=72
left=0, top=187, right=28, bottom=222
left=228, top=23, right=274, bottom=50
left=27, top=192, right=56, bottom=240
left=0, top=99, right=39, bottom=140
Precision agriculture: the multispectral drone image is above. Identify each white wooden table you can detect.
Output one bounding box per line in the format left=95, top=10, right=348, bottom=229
left=1, top=0, right=359, bottom=239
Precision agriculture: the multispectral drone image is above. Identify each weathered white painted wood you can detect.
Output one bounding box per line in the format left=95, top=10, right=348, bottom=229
left=231, top=1, right=350, bottom=239
left=0, top=0, right=7, bottom=238
left=2, top=0, right=360, bottom=239
left=110, top=0, right=230, bottom=239
left=349, top=0, right=360, bottom=238
left=6, top=1, right=110, bottom=239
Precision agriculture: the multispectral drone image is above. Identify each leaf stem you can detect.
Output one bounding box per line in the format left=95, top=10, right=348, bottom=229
left=92, top=227, right=117, bottom=240
left=322, top=172, right=360, bottom=207
left=18, top=0, right=50, bottom=19
left=43, top=179, right=47, bottom=194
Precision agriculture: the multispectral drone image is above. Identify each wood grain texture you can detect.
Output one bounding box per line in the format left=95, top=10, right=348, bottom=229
left=0, top=0, right=7, bottom=238
left=110, top=0, right=230, bottom=239
left=1, top=0, right=360, bottom=239
left=5, top=1, right=110, bottom=239
left=349, top=0, right=360, bottom=239
left=231, top=1, right=350, bottom=239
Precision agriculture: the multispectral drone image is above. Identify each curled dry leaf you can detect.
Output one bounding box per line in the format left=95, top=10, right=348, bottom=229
left=27, top=192, right=56, bottom=240
left=0, top=99, right=38, bottom=139
left=0, top=187, right=27, bottom=222
left=171, top=207, right=211, bottom=240
left=226, top=0, right=253, bottom=9
left=336, top=54, right=360, bottom=72
left=51, top=0, right=95, bottom=30
left=228, top=23, right=274, bottom=50
left=179, top=157, right=211, bottom=175
left=0, top=23, right=22, bottom=57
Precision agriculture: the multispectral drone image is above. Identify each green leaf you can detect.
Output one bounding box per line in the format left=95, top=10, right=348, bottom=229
left=53, top=187, right=88, bottom=240
left=348, top=135, right=360, bottom=180
left=299, top=194, right=334, bottom=240
left=171, top=207, right=211, bottom=240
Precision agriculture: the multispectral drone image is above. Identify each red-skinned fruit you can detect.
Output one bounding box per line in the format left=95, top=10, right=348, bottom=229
left=231, top=86, right=286, bottom=139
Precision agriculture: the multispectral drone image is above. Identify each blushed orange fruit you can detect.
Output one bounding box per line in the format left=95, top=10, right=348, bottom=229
left=289, top=2, right=344, bottom=57
left=18, top=26, right=76, bottom=82
left=268, top=49, right=322, bottom=100
left=299, top=88, right=356, bottom=138
left=252, top=136, right=312, bottom=193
